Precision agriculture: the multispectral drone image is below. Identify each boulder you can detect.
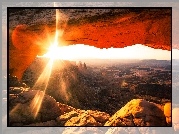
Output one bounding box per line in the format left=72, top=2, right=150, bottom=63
left=9, top=90, right=61, bottom=126
left=104, top=99, right=166, bottom=126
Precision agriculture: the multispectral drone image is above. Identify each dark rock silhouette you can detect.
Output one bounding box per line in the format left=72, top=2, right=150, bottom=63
left=9, top=90, right=61, bottom=126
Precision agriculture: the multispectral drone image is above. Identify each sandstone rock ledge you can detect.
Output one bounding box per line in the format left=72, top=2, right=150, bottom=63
left=9, top=91, right=169, bottom=126
left=56, top=109, right=110, bottom=126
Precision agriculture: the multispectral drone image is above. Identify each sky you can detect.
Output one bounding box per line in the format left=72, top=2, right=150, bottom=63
left=38, top=44, right=173, bottom=60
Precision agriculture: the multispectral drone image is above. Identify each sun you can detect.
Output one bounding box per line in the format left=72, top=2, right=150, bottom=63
left=42, top=42, right=77, bottom=60
left=45, top=44, right=59, bottom=59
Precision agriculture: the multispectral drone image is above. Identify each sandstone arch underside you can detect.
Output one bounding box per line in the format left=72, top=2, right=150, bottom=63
left=9, top=8, right=171, bottom=80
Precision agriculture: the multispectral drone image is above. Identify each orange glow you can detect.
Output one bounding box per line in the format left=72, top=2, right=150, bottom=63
left=9, top=9, right=171, bottom=81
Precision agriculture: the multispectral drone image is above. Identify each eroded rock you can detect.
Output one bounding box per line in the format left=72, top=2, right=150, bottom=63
left=57, top=102, right=76, bottom=115
left=104, top=99, right=166, bottom=126
left=9, top=9, right=171, bottom=81
left=56, top=109, right=110, bottom=126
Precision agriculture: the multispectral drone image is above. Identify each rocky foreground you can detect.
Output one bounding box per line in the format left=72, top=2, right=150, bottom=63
left=9, top=90, right=171, bottom=126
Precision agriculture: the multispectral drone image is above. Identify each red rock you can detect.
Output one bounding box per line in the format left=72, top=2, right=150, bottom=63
left=9, top=9, right=171, bottom=80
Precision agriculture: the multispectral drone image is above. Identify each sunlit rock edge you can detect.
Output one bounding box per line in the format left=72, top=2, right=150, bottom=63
left=8, top=90, right=174, bottom=127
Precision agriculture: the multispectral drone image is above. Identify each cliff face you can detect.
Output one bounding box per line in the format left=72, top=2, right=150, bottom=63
left=9, top=8, right=171, bottom=80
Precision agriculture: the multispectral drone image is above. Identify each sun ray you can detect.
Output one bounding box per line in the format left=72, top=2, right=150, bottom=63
left=30, top=58, right=53, bottom=118
left=29, top=4, right=65, bottom=119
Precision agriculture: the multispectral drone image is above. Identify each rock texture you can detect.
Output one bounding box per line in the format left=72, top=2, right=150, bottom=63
left=56, top=109, right=110, bottom=126
left=8, top=9, right=171, bottom=80
left=9, top=90, right=170, bottom=127
left=9, top=90, right=110, bottom=126
left=104, top=99, right=166, bottom=126
left=9, top=90, right=61, bottom=126
left=57, top=102, right=76, bottom=115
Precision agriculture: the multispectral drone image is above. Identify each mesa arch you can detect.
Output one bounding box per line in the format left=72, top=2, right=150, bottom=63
left=9, top=8, right=171, bottom=80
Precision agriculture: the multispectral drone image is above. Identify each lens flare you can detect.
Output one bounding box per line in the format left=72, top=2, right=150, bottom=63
left=30, top=90, right=45, bottom=118
left=29, top=4, right=66, bottom=119
left=9, top=5, right=71, bottom=120
left=9, top=103, right=20, bottom=115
